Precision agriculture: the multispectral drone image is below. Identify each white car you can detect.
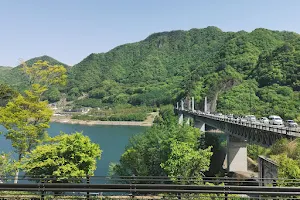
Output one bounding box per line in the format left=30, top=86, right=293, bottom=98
left=268, top=115, right=283, bottom=125
left=284, top=120, right=298, bottom=128
left=259, top=117, right=269, bottom=124
left=245, top=115, right=256, bottom=122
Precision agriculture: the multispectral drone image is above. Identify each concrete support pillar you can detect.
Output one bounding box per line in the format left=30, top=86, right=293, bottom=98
left=181, top=100, right=184, bottom=110
left=204, top=96, right=207, bottom=113
left=191, top=97, right=195, bottom=112
left=226, top=135, right=247, bottom=172
left=186, top=117, right=191, bottom=125
left=187, top=99, right=191, bottom=110
left=178, top=113, right=184, bottom=125
left=194, top=120, right=205, bottom=132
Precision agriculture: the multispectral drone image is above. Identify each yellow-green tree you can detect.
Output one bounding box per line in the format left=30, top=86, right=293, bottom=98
left=21, top=132, right=101, bottom=183
left=0, top=60, right=67, bottom=183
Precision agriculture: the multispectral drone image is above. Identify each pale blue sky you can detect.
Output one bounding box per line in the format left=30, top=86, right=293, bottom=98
left=0, top=0, right=299, bottom=66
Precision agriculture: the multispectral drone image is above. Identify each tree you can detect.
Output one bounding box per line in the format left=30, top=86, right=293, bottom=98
left=161, top=140, right=212, bottom=184
left=271, top=154, right=300, bottom=187
left=0, top=60, right=67, bottom=183
left=110, top=107, right=212, bottom=181
left=22, top=60, right=67, bottom=92
left=0, top=153, right=15, bottom=182
left=21, top=132, right=101, bottom=183
left=44, top=87, right=61, bottom=103
left=0, top=84, right=17, bottom=107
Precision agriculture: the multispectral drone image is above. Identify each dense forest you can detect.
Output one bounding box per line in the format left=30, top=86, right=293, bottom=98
left=1, top=27, right=300, bottom=119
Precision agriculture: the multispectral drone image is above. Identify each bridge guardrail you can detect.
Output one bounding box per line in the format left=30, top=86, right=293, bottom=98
left=176, top=108, right=300, bottom=137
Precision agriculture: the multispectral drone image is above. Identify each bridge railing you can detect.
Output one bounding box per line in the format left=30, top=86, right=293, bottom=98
left=177, top=108, right=300, bottom=136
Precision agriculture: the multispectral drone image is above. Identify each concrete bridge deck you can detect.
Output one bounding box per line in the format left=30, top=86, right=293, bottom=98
left=177, top=109, right=299, bottom=146
left=175, top=104, right=299, bottom=173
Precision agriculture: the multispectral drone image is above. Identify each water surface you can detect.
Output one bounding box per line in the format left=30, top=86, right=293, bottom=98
left=0, top=123, right=147, bottom=177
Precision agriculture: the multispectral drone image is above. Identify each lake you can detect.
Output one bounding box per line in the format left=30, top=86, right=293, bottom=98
left=0, top=123, right=147, bottom=177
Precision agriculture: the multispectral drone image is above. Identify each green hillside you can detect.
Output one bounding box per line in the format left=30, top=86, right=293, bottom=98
left=0, top=55, right=69, bottom=90
left=1, top=27, right=300, bottom=120
left=65, top=27, right=300, bottom=119
left=0, top=66, right=12, bottom=71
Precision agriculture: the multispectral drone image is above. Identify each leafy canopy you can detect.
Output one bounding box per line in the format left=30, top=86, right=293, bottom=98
left=21, top=132, right=102, bottom=182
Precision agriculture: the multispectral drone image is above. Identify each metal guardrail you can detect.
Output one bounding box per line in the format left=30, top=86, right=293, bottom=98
left=178, top=108, right=300, bottom=137
left=2, top=176, right=300, bottom=199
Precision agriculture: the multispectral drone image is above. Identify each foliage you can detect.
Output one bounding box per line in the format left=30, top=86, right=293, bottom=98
left=43, top=87, right=61, bottom=103
left=161, top=140, right=212, bottom=184
left=247, top=144, right=270, bottom=161
left=271, top=154, right=300, bottom=187
left=1, top=27, right=300, bottom=120
left=0, top=153, right=15, bottom=179
left=0, top=61, right=67, bottom=183
left=72, top=105, right=151, bottom=121
left=0, top=90, right=53, bottom=159
left=21, top=132, right=101, bottom=183
left=262, top=138, right=300, bottom=185
left=0, top=56, right=69, bottom=93
left=0, top=84, right=18, bottom=107
left=22, top=60, right=67, bottom=94
left=110, top=108, right=212, bottom=181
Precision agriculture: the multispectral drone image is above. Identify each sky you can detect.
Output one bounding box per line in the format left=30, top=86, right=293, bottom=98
left=0, top=0, right=299, bottom=66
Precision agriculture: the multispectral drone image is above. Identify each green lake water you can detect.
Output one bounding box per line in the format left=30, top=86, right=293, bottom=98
left=0, top=123, right=147, bottom=177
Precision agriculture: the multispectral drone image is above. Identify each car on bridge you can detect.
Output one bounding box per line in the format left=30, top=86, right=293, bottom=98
left=268, top=115, right=283, bottom=125
left=239, top=116, right=247, bottom=122
left=245, top=115, right=256, bottom=122
left=227, top=114, right=234, bottom=118
left=259, top=117, right=269, bottom=124
left=284, top=120, right=298, bottom=128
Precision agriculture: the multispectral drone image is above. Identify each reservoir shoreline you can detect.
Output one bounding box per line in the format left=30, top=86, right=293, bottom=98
left=51, top=116, right=153, bottom=126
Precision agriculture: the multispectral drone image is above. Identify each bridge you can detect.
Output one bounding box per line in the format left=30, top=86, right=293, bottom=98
left=175, top=97, right=300, bottom=173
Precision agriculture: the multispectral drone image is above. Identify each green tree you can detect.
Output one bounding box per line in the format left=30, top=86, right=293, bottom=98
left=0, top=153, right=15, bottom=182
left=21, top=132, right=102, bottom=183
left=44, top=87, right=61, bottom=103
left=0, top=61, right=67, bottom=183
left=110, top=107, right=212, bottom=181
left=161, top=140, right=212, bottom=184
left=271, top=154, right=300, bottom=187
left=0, top=84, right=17, bottom=107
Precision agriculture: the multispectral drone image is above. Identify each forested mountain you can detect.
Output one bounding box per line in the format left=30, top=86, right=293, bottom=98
left=0, top=66, right=12, bottom=71
left=1, top=27, right=300, bottom=119
left=0, top=55, right=69, bottom=90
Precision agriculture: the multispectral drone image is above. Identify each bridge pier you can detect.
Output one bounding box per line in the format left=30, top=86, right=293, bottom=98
left=226, top=135, right=247, bottom=172
left=194, top=120, right=205, bottom=132
left=178, top=113, right=184, bottom=125
left=178, top=100, right=184, bottom=125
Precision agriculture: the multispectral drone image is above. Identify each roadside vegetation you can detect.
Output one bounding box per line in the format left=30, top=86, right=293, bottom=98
left=248, top=139, right=300, bottom=185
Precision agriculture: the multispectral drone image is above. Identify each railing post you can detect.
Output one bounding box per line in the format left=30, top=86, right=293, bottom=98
left=177, top=177, right=181, bottom=200
left=86, top=175, right=90, bottom=200
left=41, top=178, right=45, bottom=200
left=224, top=174, right=228, bottom=200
